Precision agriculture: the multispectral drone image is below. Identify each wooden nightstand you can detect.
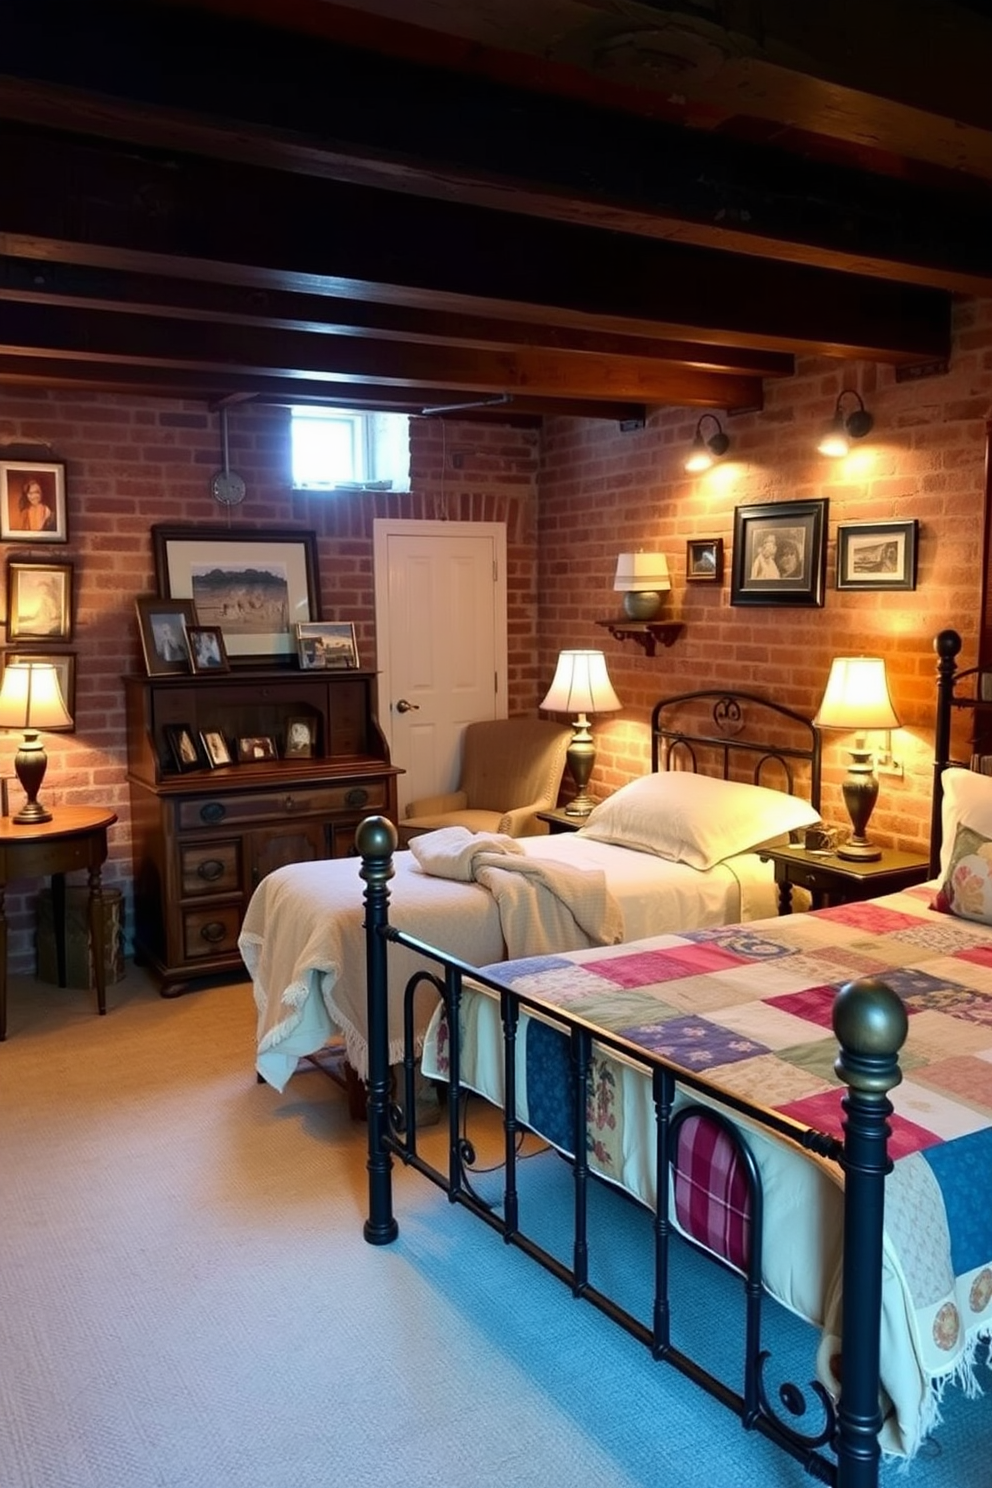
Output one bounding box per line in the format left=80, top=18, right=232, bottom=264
left=759, top=843, right=932, bottom=915
left=536, top=807, right=589, bottom=834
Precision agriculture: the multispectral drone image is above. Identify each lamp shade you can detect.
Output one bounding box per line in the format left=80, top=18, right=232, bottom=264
left=0, top=662, right=71, bottom=730
left=541, top=650, right=621, bottom=716
left=613, top=552, right=671, bottom=593
left=813, top=657, right=900, bottom=732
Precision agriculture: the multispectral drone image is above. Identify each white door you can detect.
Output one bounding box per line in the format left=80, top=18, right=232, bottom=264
left=374, top=519, right=507, bottom=816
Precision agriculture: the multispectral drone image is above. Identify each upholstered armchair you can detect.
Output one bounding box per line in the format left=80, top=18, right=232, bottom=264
left=400, top=717, right=572, bottom=842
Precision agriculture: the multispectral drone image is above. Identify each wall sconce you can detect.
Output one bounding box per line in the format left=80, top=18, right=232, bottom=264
left=540, top=649, right=621, bottom=816
left=0, top=661, right=72, bottom=823
left=684, top=414, right=730, bottom=473
left=817, top=391, right=874, bottom=457
left=813, top=656, right=900, bottom=861
left=613, top=552, right=671, bottom=620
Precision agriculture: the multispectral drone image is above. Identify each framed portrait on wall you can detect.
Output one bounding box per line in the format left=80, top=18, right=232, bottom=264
left=730, top=500, right=828, bottom=608
left=0, top=462, right=68, bottom=544
left=6, top=561, right=74, bottom=640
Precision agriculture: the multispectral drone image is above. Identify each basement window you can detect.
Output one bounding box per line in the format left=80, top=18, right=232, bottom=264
left=290, top=407, right=410, bottom=492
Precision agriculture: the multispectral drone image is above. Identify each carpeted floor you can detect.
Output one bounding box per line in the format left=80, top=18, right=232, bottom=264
left=1, top=966, right=988, bottom=1488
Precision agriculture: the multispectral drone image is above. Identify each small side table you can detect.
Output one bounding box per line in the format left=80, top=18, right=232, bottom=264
left=0, top=805, right=118, bottom=1040
left=759, top=843, right=931, bottom=915
left=536, top=807, right=590, bottom=834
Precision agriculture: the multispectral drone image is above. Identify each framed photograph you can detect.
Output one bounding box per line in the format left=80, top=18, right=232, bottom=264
left=1, top=651, right=76, bottom=731
left=836, top=520, right=918, bottom=591
left=686, top=538, right=724, bottom=583
left=730, top=499, right=828, bottom=608
left=186, top=625, right=230, bottom=674
left=164, top=723, right=202, bottom=772
left=152, top=526, right=320, bottom=667
left=237, top=734, right=278, bottom=763
left=6, top=560, right=73, bottom=640
left=135, top=596, right=197, bottom=676
left=284, top=715, right=315, bottom=758
left=0, top=461, right=68, bottom=543
left=200, top=729, right=233, bottom=768
left=296, top=621, right=359, bottom=670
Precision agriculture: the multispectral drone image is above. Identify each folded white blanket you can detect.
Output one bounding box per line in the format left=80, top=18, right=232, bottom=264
left=410, top=825, right=624, bottom=956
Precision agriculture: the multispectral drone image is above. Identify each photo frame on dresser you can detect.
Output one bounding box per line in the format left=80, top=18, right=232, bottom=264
left=135, top=596, right=197, bottom=677
left=152, top=526, right=320, bottom=667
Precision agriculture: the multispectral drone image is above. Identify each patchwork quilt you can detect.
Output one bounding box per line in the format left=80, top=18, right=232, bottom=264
left=422, top=886, right=992, bottom=1458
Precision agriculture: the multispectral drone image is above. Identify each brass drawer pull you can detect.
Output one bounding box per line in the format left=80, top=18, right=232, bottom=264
left=197, top=858, right=225, bottom=882
left=200, top=920, right=228, bottom=944
left=200, top=801, right=226, bottom=825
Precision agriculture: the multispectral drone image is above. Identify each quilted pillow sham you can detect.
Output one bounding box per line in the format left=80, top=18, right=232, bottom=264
left=578, top=771, right=820, bottom=871
left=937, top=767, right=992, bottom=882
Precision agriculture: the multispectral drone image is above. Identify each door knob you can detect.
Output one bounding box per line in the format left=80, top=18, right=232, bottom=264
left=396, top=698, right=420, bottom=713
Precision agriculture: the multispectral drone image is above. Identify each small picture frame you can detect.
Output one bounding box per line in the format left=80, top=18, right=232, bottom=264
left=187, top=625, right=230, bottom=674
left=165, top=723, right=202, bottom=772
left=6, top=560, right=74, bottom=641
left=135, top=597, right=198, bottom=676
left=237, top=734, right=278, bottom=763
left=200, top=729, right=233, bottom=768
left=685, top=538, right=724, bottom=583
left=296, top=621, right=359, bottom=670
left=1, top=651, right=76, bottom=730
left=0, top=462, right=68, bottom=544
left=284, top=716, right=315, bottom=758
left=730, top=499, right=828, bottom=608
left=835, top=520, right=918, bottom=591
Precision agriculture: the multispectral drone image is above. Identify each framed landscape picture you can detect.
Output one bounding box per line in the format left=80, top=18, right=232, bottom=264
left=836, top=520, right=918, bottom=590
left=152, top=526, right=320, bottom=666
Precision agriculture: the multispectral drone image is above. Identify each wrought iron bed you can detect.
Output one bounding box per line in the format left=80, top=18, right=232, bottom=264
left=357, top=644, right=985, bottom=1487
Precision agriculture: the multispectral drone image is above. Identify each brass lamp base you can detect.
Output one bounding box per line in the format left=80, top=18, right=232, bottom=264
left=564, top=713, right=597, bottom=816
left=836, top=745, right=880, bottom=862
left=12, top=730, right=53, bottom=824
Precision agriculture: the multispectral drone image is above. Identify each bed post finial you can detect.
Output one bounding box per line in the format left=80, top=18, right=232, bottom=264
left=360, top=815, right=399, bottom=1246
left=832, top=977, right=907, bottom=1488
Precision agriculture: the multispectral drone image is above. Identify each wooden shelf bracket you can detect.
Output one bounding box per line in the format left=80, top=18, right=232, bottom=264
left=596, top=619, right=685, bottom=657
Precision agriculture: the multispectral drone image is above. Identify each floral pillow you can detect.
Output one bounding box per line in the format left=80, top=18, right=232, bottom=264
left=932, top=823, right=992, bottom=924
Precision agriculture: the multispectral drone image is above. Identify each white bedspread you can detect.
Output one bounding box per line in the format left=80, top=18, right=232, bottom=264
left=240, top=832, right=779, bottom=1090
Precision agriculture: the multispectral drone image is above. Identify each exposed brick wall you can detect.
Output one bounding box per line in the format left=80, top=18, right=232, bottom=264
left=0, top=397, right=540, bottom=971
left=538, top=298, right=992, bottom=850
left=3, top=295, right=992, bottom=974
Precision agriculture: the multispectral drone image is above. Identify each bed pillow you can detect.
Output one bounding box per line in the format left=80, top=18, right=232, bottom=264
left=932, top=822, right=992, bottom=924
left=937, top=768, right=992, bottom=882
left=578, top=772, right=820, bottom=871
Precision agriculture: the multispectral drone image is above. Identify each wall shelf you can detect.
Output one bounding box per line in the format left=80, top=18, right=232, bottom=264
left=596, top=619, right=685, bottom=657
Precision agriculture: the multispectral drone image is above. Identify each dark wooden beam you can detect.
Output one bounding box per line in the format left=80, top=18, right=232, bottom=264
left=0, top=1, right=989, bottom=294
left=0, top=355, right=639, bottom=420
left=0, top=256, right=795, bottom=379
left=0, top=301, right=761, bottom=408
left=0, top=125, right=951, bottom=364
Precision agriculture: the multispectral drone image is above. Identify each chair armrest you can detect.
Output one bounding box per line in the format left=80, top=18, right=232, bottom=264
left=497, top=801, right=550, bottom=837
left=405, top=789, right=468, bottom=819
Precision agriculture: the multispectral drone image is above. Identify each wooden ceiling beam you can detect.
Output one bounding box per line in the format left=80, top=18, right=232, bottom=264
left=0, top=256, right=795, bottom=379
left=0, top=125, right=951, bottom=364
left=0, top=301, right=761, bottom=408
left=0, top=355, right=638, bottom=420
left=0, top=2, right=990, bottom=294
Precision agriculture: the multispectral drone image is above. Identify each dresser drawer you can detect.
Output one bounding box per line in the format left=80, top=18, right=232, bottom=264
left=180, top=841, right=241, bottom=897
left=182, top=904, right=242, bottom=960
left=177, top=779, right=388, bottom=830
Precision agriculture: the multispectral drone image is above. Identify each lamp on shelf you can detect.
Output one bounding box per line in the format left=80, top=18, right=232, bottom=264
left=813, top=656, right=900, bottom=861
left=0, top=661, right=71, bottom=824
left=540, top=650, right=621, bottom=816
left=684, top=414, right=730, bottom=472
left=817, top=391, right=874, bottom=457
left=613, top=552, right=671, bottom=620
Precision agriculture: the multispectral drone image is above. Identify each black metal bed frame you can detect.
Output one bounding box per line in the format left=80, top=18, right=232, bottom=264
left=360, top=819, right=907, bottom=1488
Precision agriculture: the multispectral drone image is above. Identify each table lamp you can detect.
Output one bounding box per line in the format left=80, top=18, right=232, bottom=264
left=813, top=656, right=900, bottom=861
left=540, top=649, right=621, bottom=815
left=613, top=552, right=671, bottom=620
left=0, top=661, right=72, bottom=823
